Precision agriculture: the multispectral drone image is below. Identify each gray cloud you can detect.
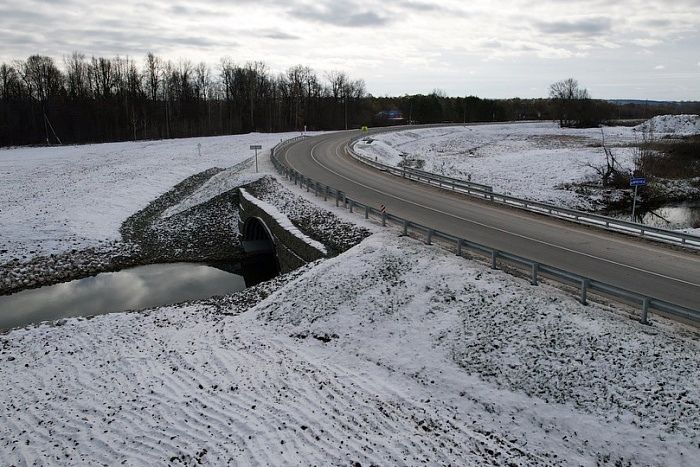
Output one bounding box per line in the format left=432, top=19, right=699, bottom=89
left=259, top=30, right=300, bottom=40
left=288, top=1, right=390, bottom=27
left=0, top=0, right=698, bottom=100
left=169, top=4, right=221, bottom=17
left=535, top=17, right=613, bottom=36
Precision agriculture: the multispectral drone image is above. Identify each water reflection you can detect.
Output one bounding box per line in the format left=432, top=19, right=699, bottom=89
left=636, top=201, right=700, bottom=229
left=0, top=263, right=246, bottom=331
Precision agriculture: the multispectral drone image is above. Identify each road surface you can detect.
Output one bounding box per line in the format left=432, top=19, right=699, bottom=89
left=279, top=130, right=700, bottom=312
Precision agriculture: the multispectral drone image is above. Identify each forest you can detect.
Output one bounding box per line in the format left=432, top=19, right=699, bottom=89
left=1, top=53, right=698, bottom=147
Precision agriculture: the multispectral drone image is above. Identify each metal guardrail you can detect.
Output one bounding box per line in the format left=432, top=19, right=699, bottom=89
left=271, top=137, right=699, bottom=325
left=348, top=136, right=700, bottom=249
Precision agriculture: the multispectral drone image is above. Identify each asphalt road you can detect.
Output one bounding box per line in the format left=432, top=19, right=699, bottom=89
left=279, top=129, right=700, bottom=312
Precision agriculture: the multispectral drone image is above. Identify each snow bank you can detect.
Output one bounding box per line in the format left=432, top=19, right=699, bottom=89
left=1, top=232, right=697, bottom=464
left=634, top=114, right=700, bottom=136
left=239, top=188, right=327, bottom=255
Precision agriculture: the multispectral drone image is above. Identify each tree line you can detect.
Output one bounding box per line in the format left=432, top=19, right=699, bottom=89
left=1, top=53, right=697, bottom=147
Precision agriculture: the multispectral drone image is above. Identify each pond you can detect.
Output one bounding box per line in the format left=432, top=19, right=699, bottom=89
left=0, top=263, right=246, bottom=332
left=632, top=201, right=700, bottom=229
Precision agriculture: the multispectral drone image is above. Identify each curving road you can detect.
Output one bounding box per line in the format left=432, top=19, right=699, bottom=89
left=279, top=129, right=700, bottom=312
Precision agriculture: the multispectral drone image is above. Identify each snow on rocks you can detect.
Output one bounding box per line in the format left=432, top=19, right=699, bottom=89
left=354, top=122, right=639, bottom=210
left=0, top=242, right=140, bottom=296
left=634, top=114, right=700, bottom=136
left=162, top=167, right=263, bottom=219
left=0, top=131, right=311, bottom=263
left=1, top=232, right=697, bottom=465
left=240, top=188, right=328, bottom=255
left=245, top=176, right=371, bottom=255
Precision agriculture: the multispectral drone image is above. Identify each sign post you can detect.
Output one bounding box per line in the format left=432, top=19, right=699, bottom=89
left=250, top=144, right=262, bottom=173
left=629, top=177, right=647, bottom=221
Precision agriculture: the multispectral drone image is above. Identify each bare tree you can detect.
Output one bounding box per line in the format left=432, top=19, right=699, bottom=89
left=144, top=52, right=161, bottom=102
left=549, top=78, right=590, bottom=127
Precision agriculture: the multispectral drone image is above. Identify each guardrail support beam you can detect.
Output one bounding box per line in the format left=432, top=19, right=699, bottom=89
left=402, top=220, right=408, bottom=236
left=365, top=205, right=369, bottom=219
left=531, top=263, right=539, bottom=286
left=349, top=200, right=354, bottom=213
left=382, top=211, right=387, bottom=226
left=491, top=250, right=498, bottom=269
left=580, top=279, right=589, bottom=305
left=456, top=239, right=462, bottom=256
left=641, top=297, right=650, bottom=325
left=426, top=229, right=433, bottom=245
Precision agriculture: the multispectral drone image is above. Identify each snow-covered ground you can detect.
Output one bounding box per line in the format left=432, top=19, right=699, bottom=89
left=354, top=118, right=699, bottom=211
left=1, top=232, right=697, bottom=465
left=0, top=132, right=314, bottom=263
left=1, top=128, right=698, bottom=464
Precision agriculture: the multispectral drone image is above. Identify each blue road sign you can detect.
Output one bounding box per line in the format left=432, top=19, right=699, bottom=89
left=630, top=177, right=647, bottom=187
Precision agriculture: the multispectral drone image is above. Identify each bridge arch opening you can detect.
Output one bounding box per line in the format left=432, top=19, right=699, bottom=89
left=240, top=217, right=280, bottom=286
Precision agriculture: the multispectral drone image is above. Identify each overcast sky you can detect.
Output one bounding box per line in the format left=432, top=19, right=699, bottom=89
left=1, top=0, right=699, bottom=100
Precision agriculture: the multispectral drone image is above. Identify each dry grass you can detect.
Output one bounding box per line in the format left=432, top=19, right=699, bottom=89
left=637, top=135, right=700, bottom=179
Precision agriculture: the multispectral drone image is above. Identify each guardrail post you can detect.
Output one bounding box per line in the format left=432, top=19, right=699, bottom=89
left=456, top=238, right=462, bottom=256
left=402, top=220, right=409, bottom=236
left=641, top=297, right=650, bottom=324
left=306, top=178, right=310, bottom=192
left=349, top=200, right=354, bottom=213
left=426, top=229, right=433, bottom=245
left=343, top=194, right=347, bottom=209
left=336, top=191, right=340, bottom=207
left=382, top=211, right=387, bottom=226
left=531, top=263, right=539, bottom=286
left=314, top=182, right=318, bottom=196
left=324, top=186, right=328, bottom=201
left=364, top=205, right=369, bottom=219
left=294, top=173, right=298, bottom=186
left=580, top=279, right=589, bottom=305
left=491, top=250, right=498, bottom=269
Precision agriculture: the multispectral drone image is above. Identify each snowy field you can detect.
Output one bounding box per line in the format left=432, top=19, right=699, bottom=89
left=1, top=128, right=698, bottom=464
left=0, top=131, right=315, bottom=263
left=354, top=118, right=698, bottom=210
left=1, top=232, right=697, bottom=465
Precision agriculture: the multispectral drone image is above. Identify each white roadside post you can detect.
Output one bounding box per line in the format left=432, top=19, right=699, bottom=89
left=250, top=144, right=262, bottom=173
left=630, top=177, right=647, bottom=222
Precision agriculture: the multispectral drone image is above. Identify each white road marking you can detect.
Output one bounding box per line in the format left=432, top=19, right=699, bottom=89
left=313, top=137, right=700, bottom=289
left=282, top=136, right=700, bottom=289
